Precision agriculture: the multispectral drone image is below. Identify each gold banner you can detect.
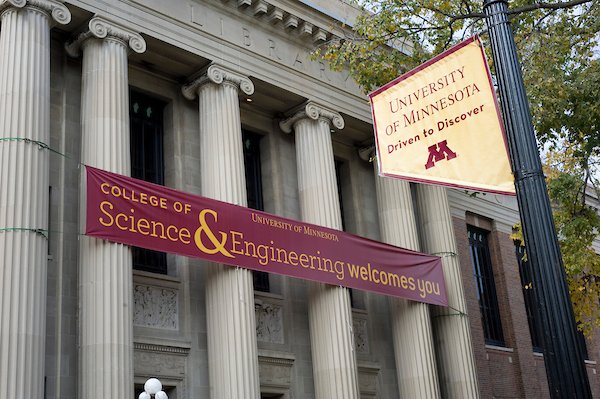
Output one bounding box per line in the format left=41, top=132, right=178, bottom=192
left=369, top=36, right=515, bottom=194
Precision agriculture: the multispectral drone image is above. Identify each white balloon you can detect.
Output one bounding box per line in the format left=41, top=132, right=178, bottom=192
left=144, top=378, right=163, bottom=394
left=155, top=391, right=168, bottom=399
left=138, top=392, right=151, bottom=399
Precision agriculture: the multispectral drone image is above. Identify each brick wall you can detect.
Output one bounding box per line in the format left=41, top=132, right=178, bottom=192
left=453, top=216, right=544, bottom=398
left=488, top=228, right=544, bottom=398
left=453, top=214, right=600, bottom=398
left=452, top=217, right=493, bottom=398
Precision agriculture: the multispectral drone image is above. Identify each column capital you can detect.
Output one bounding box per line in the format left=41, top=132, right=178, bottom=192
left=279, top=101, right=344, bottom=134
left=182, top=63, right=254, bottom=100
left=64, top=15, right=146, bottom=57
left=0, top=0, right=70, bottom=24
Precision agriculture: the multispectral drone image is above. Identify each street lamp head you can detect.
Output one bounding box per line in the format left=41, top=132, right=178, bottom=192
left=144, top=378, right=162, bottom=394
left=138, top=392, right=151, bottom=399
left=155, top=391, right=168, bottom=399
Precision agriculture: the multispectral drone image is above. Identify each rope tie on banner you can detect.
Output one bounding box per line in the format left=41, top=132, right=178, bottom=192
left=434, top=305, right=468, bottom=318
left=431, top=251, right=457, bottom=258
left=428, top=252, right=466, bottom=317
left=1, top=137, right=82, bottom=241
left=0, top=227, right=48, bottom=239
left=0, top=137, right=78, bottom=164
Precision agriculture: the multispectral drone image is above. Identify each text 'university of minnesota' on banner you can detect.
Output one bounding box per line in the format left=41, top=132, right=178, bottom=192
left=85, top=166, right=447, bottom=306
left=369, top=36, right=515, bottom=195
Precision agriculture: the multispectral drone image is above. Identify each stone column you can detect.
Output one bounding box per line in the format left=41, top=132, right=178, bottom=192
left=65, top=17, right=146, bottom=398
left=182, top=64, right=260, bottom=399
left=0, top=1, right=70, bottom=397
left=361, top=149, right=441, bottom=398
left=415, top=184, right=480, bottom=398
left=280, top=102, right=359, bottom=399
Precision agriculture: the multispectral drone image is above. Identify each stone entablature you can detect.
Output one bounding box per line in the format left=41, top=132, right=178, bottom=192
left=190, top=0, right=349, bottom=44
left=69, top=0, right=370, bottom=121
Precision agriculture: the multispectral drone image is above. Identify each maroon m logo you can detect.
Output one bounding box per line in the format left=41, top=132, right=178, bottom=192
left=425, top=140, right=457, bottom=169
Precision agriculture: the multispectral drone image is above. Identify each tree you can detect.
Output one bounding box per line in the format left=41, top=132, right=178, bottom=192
left=512, top=146, right=600, bottom=336
left=543, top=148, right=600, bottom=336
left=315, top=0, right=600, bottom=335
left=314, top=0, right=599, bottom=162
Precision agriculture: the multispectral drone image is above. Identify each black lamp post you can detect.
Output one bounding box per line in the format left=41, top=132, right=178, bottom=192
left=482, top=0, right=591, bottom=397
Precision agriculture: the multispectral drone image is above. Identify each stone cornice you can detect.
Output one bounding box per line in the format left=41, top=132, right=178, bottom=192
left=0, top=0, right=70, bottom=24
left=64, top=15, right=146, bottom=57
left=181, top=63, right=255, bottom=100
left=218, top=0, right=345, bottom=45
left=134, top=342, right=190, bottom=355
left=279, top=101, right=345, bottom=133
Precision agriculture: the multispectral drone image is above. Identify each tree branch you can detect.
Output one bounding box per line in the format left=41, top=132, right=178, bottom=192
left=508, top=0, right=595, bottom=15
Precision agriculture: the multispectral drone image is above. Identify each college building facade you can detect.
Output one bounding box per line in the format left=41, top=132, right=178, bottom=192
left=0, top=0, right=598, bottom=398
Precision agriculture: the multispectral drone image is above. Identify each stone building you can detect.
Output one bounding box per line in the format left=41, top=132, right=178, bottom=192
left=0, top=0, right=597, bottom=398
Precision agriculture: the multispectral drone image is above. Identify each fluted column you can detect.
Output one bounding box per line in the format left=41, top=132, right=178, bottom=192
left=65, top=17, right=146, bottom=398
left=361, top=149, right=441, bottom=398
left=280, top=102, right=359, bottom=399
left=0, top=1, right=70, bottom=397
left=415, top=184, right=479, bottom=398
left=182, top=64, right=260, bottom=399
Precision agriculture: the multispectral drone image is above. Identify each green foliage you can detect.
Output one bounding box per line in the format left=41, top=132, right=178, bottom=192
left=546, top=150, right=600, bottom=336
left=316, top=0, right=600, bottom=336
left=513, top=149, right=600, bottom=336
left=520, top=4, right=600, bottom=158
left=315, top=0, right=599, bottom=95
left=314, top=1, right=486, bottom=90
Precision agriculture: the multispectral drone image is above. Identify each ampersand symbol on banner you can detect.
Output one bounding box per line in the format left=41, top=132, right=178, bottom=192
left=194, top=209, right=235, bottom=258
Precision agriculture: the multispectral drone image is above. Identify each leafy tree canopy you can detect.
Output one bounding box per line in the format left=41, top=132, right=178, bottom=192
left=315, top=0, right=598, bottom=158
left=315, top=0, right=600, bottom=335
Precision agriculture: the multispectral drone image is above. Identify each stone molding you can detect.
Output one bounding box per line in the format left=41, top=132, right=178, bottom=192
left=181, top=63, right=255, bottom=100
left=0, top=0, right=70, bottom=24
left=134, top=342, right=190, bottom=355
left=279, top=101, right=345, bottom=133
left=64, top=15, right=146, bottom=57
left=133, top=342, right=189, bottom=381
left=216, top=0, right=339, bottom=44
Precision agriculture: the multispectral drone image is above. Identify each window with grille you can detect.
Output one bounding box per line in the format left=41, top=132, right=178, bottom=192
left=129, top=90, right=167, bottom=274
left=243, top=131, right=270, bottom=292
left=468, top=226, right=504, bottom=346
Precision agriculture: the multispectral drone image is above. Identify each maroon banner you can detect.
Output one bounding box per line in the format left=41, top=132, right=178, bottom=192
left=85, top=166, right=447, bottom=306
